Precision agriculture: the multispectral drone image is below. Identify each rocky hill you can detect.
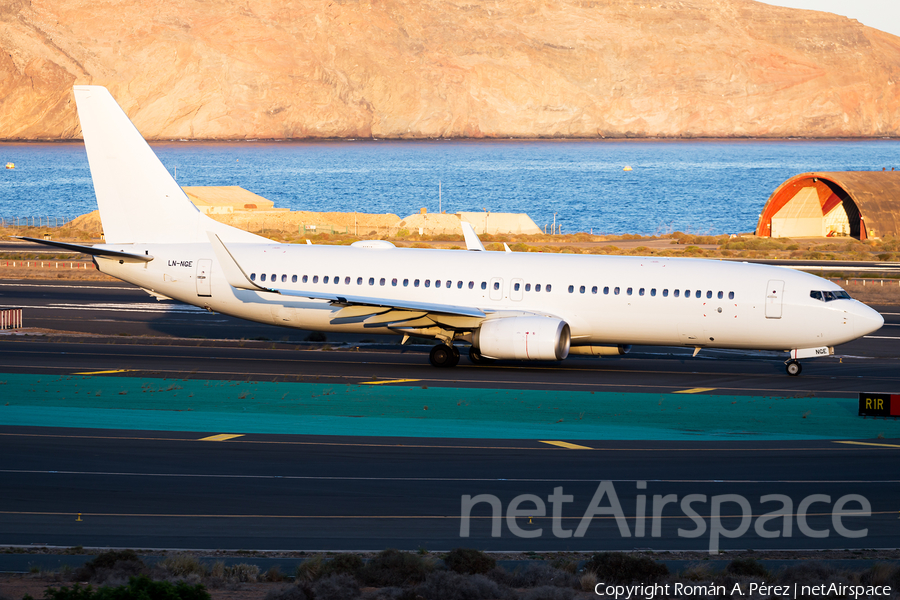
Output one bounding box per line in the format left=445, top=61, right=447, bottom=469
left=2, top=0, right=899, bottom=139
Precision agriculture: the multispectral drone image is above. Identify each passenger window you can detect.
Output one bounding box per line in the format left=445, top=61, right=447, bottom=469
left=379, top=278, right=385, bottom=286
left=493, top=282, right=500, bottom=291
left=392, top=278, right=398, bottom=286
left=650, top=289, right=656, bottom=297
left=535, top=284, right=542, bottom=292
left=357, top=277, right=363, bottom=285
left=323, top=276, right=329, bottom=284
left=368, top=277, right=375, bottom=285
left=425, top=280, right=431, bottom=288
left=684, top=290, right=690, bottom=298
left=663, top=289, right=668, bottom=297
left=446, top=281, right=452, bottom=288
left=481, top=282, right=487, bottom=290
left=592, top=286, right=598, bottom=294
left=728, top=291, right=734, bottom=300
left=674, top=289, right=680, bottom=297
left=312, top=275, right=318, bottom=283
left=345, top=276, right=351, bottom=285
left=403, top=279, right=409, bottom=287
left=546, top=284, right=552, bottom=292
left=568, top=285, right=574, bottom=293
left=614, top=287, right=620, bottom=295
left=334, top=276, right=339, bottom=284
left=261, top=273, right=266, bottom=282
left=303, top=275, right=308, bottom=283
left=514, top=282, right=521, bottom=291
left=627, top=287, right=633, bottom=296
left=525, top=283, right=532, bottom=292
left=603, top=286, right=609, bottom=295
left=457, top=281, right=463, bottom=289
left=639, top=288, right=645, bottom=296
left=579, top=285, right=585, bottom=294
left=292, top=275, right=297, bottom=283
left=414, top=279, right=420, bottom=287
left=271, top=274, right=276, bottom=282
left=436, top=280, right=442, bottom=288
left=706, top=290, right=712, bottom=299
left=281, top=274, right=287, bottom=283
left=717, top=291, right=723, bottom=299
left=468, top=281, right=474, bottom=289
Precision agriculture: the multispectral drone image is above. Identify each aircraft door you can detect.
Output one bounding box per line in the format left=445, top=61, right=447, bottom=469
left=510, top=278, right=524, bottom=301
left=196, top=259, right=212, bottom=297
left=489, top=277, right=504, bottom=301
left=765, top=279, right=784, bottom=319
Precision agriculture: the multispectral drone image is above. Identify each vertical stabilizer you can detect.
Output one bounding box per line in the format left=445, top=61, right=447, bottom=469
left=73, top=86, right=266, bottom=244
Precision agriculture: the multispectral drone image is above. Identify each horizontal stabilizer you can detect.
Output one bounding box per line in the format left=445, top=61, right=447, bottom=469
left=14, top=237, right=153, bottom=263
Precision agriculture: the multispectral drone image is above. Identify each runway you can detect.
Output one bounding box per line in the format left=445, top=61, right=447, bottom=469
left=1, top=279, right=899, bottom=552
left=1, top=426, right=898, bottom=552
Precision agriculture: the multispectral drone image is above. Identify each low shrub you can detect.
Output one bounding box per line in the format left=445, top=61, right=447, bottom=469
left=415, top=571, right=514, bottom=600
left=320, top=553, right=365, bottom=579
left=264, top=581, right=314, bottom=600
left=158, top=554, right=207, bottom=578
left=36, top=575, right=209, bottom=600
left=582, top=553, right=668, bottom=584
left=362, top=549, right=433, bottom=587
left=73, top=550, right=147, bottom=584
left=726, top=558, right=769, bottom=578
left=313, top=573, right=361, bottom=600
left=444, top=548, right=496, bottom=575
left=521, top=585, right=575, bottom=600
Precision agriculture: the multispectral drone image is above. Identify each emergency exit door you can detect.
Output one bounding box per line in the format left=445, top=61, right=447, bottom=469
left=765, top=279, right=784, bottom=319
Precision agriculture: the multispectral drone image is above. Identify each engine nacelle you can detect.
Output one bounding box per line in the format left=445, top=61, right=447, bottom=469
left=474, top=316, right=571, bottom=361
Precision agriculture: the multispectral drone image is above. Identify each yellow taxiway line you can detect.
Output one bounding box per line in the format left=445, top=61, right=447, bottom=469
left=198, top=434, right=245, bottom=442
left=540, top=440, right=593, bottom=450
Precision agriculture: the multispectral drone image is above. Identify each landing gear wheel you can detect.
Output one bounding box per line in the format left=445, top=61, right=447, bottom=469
left=429, top=344, right=458, bottom=368
left=468, top=346, right=489, bottom=365
left=785, top=359, right=802, bottom=376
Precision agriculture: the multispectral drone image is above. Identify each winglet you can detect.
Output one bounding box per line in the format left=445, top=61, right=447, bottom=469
left=206, top=232, right=271, bottom=293
left=461, top=221, right=486, bottom=251
left=503, top=243, right=512, bottom=253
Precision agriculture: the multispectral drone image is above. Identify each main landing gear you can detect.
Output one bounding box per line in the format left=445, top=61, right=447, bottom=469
left=784, top=359, right=802, bottom=376
left=429, top=344, right=460, bottom=368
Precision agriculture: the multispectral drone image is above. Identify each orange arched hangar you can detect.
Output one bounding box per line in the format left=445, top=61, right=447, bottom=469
left=756, top=171, right=900, bottom=240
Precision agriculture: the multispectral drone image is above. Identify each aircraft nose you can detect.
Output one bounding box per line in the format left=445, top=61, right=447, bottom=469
left=853, top=302, right=884, bottom=337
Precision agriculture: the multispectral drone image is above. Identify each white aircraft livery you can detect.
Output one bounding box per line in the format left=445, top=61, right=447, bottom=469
left=20, top=86, right=884, bottom=375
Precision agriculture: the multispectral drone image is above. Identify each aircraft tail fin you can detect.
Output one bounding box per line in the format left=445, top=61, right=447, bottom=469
left=73, top=86, right=266, bottom=245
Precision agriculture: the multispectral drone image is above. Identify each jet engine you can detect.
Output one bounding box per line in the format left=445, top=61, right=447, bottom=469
left=474, top=316, right=571, bottom=361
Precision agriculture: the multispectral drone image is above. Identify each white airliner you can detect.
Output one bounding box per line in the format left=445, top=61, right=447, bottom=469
left=19, top=86, right=884, bottom=375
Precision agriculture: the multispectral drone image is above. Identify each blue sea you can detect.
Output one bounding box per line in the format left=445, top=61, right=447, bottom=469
left=1, top=140, right=898, bottom=235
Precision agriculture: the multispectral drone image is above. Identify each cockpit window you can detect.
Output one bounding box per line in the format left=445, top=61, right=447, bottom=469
left=811, top=290, right=852, bottom=302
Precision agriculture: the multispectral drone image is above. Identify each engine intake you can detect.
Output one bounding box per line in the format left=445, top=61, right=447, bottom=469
left=474, top=316, right=571, bottom=361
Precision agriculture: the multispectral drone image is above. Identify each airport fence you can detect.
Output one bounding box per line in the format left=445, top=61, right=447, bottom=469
left=0, top=216, right=80, bottom=228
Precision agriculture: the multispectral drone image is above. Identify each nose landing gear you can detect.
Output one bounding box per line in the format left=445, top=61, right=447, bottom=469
left=429, top=344, right=460, bottom=368
left=785, top=359, right=802, bottom=376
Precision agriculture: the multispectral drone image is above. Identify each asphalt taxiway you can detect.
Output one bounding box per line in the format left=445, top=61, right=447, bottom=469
left=1, top=279, right=898, bottom=552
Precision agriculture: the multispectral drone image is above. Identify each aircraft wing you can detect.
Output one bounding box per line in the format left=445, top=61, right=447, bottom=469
left=207, top=233, right=487, bottom=319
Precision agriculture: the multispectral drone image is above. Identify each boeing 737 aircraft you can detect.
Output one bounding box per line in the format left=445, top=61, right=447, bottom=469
left=19, top=86, right=884, bottom=375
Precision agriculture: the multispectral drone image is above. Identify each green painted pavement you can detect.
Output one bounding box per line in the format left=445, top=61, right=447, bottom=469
left=0, top=373, right=897, bottom=441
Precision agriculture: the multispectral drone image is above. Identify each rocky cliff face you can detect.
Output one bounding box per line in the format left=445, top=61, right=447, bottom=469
left=2, top=0, right=899, bottom=139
